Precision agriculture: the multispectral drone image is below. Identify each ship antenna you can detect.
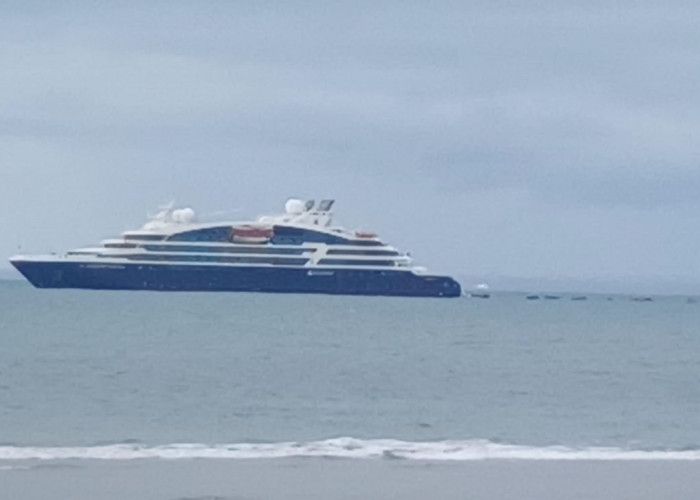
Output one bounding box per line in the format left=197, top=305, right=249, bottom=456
left=148, top=200, right=176, bottom=220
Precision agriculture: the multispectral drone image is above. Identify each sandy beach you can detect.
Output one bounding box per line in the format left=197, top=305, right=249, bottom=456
left=2, top=458, right=700, bottom=500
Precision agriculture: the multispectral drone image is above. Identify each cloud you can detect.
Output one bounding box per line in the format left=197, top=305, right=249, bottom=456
left=4, top=3, right=699, bottom=209
left=2, top=2, right=700, bottom=283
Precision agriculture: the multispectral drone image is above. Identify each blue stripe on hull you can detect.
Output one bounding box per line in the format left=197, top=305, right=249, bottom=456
left=11, top=261, right=462, bottom=298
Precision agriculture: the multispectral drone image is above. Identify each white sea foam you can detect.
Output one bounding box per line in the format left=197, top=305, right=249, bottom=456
left=1, top=438, right=700, bottom=461
left=0, top=465, right=30, bottom=470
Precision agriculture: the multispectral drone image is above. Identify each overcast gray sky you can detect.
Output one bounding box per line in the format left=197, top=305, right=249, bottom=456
left=2, top=1, right=700, bottom=291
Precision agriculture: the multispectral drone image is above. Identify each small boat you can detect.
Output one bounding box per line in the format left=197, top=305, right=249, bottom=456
left=526, top=295, right=541, bottom=300
left=355, top=231, right=378, bottom=239
left=543, top=295, right=561, bottom=300
left=571, top=296, right=587, bottom=301
left=631, top=297, right=653, bottom=302
left=467, top=283, right=490, bottom=298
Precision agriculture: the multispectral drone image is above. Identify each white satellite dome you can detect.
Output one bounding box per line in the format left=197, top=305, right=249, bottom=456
left=171, top=207, right=196, bottom=223
left=285, top=198, right=305, bottom=215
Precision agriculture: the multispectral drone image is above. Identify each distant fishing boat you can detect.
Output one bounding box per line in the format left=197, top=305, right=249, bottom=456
left=467, top=283, right=490, bottom=298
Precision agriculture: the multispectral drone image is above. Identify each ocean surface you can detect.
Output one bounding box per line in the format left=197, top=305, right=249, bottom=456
left=2, top=279, right=700, bottom=498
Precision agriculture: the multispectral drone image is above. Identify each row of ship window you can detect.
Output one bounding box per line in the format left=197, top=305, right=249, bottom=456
left=105, top=243, right=399, bottom=257
left=116, top=254, right=397, bottom=266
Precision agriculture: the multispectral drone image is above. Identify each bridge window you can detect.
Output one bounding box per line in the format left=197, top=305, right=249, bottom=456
left=326, top=249, right=398, bottom=256
left=317, top=259, right=395, bottom=266
left=124, top=234, right=166, bottom=241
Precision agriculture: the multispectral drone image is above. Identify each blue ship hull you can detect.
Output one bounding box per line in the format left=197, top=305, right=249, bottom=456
left=11, top=260, right=462, bottom=298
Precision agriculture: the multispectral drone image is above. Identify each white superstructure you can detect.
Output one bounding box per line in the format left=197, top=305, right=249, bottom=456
left=52, top=199, right=414, bottom=271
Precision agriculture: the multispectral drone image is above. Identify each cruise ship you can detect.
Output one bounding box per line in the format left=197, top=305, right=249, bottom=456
left=10, top=199, right=461, bottom=297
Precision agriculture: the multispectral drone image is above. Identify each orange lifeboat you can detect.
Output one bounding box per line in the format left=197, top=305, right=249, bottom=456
left=355, top=231, right=378, bottom=239
left=232, top=226, right=274, bottom=244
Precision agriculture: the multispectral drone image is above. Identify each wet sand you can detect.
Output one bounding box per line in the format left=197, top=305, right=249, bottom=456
left=2, top=458, right=700, bottom=500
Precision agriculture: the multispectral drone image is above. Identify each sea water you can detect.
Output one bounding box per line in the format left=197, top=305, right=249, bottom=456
left=1, top=279, right=700, bottom=461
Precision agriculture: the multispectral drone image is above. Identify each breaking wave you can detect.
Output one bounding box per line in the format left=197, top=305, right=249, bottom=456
left=2, top=438, right=700, bottom=461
